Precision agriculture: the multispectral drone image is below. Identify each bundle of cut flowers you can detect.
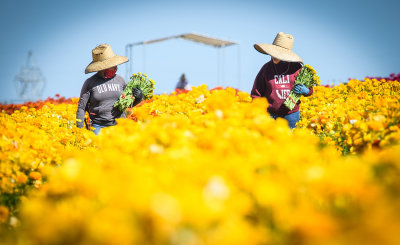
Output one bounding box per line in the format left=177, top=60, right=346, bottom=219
left=283, top=64, right=320, bottom=110
left=114, top=72, right=155, bottom=112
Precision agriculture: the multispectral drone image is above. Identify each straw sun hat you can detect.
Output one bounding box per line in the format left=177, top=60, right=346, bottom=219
left=85, top=44, right=129, bottom=74
left=254, top=32, right=303, bottom=63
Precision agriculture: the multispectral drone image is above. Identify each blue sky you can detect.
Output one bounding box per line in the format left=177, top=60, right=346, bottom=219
left=1, top=0, right=399, bottom=103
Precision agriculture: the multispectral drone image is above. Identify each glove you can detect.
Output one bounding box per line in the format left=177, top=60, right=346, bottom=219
left=293, top=84, right=309, bottom=95
left=131, top=87, right=144, bottom=107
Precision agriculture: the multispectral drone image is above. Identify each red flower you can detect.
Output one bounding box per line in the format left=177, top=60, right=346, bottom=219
left=372, top=139, right=381, bottom=149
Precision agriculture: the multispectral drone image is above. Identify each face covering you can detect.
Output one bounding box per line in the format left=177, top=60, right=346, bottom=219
left=104, top=68, right=117, bottom=79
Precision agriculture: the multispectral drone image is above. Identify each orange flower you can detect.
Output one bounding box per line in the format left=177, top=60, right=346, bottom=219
left=368, top=121, right=384, bottom=131
left=29, top=171, right=42, bottom=180
left=0, top=205, right=9, bottom=223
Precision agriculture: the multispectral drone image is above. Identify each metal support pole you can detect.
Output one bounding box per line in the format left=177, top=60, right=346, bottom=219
left=217, top=48, right=221, bottom=85
left=237, top=45, right=241, bottom=90
left=220, top=46, right=225, bottom=87
left=125, top=45, right=129, bottom=81
left=143, top=44, right=146, bottom=73
left=130, top=46, right=133, bottom=77
left=221, top=45, right=225, bottom=87
left=125, top=44, right=134, bottom=80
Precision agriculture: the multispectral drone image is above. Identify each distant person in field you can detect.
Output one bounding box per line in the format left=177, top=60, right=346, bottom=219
left=76, top=44, right=143, bottom=135
left=175, top=73, right=192, bottom=91
left=251, top=32, right=313, bottom=129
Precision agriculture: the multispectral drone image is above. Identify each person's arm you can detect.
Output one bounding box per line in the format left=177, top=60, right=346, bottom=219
left=251, top=65, right=267, bottom=99
left=76, top=81, right=91, bottom=128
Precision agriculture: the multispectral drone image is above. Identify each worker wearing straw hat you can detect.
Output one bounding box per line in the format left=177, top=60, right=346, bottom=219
left=76, top=44, right=143, bottom=134
left=251, top=32, right=313, bottom=128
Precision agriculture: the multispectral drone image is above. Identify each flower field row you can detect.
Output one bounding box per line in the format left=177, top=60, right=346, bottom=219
left=1, top=79, right=400, bottom=245
left=298, top=78, right=400, bottom=154
left=0, top=94, right=75, bottom=115
left=365, top=73, right=400, bottom=82
left=0, top=99, right=97, bottom=219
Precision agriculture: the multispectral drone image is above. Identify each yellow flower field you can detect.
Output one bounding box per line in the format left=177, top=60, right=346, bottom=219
left=298, top=78, right=400, bottom=154
left=1, top=80, right=400, bottom=245
left=0, top=100, right=97, bottom=218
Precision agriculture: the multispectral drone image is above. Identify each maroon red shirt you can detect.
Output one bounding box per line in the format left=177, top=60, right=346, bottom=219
left=251, top=60, right=313, bottom=116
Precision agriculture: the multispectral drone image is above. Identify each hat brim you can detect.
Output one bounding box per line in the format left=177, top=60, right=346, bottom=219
left=254, top=43, right=303, bottom=63
left=85, top=55, right=129, bottom=74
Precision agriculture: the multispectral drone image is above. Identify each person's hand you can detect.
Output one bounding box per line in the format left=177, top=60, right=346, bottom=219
left=131, top=87, right=144, bottom=107
left=293, top=84, right=309, bottom=95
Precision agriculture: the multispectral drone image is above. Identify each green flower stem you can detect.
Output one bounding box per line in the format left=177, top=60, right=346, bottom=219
left=283, top=65, right=318, bottom=110
left=114, top=73, right=155, bottom=112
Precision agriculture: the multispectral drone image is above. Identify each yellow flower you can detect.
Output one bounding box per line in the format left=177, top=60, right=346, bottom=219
left=16, top=173, right=28, bottom=184
left=1, top=84, right=400, bottom=245
left=368, top=121, right=384, bottom=131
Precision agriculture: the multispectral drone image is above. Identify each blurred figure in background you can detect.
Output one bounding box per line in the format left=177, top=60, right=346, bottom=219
left=175, top=73, right=192, bottom=91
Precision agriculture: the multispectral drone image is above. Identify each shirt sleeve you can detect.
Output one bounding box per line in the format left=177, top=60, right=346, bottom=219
left=76, top=81, right=91, bottom=128
left=251, top=65, right=266, bottom=99
left=116, top=77, right=127, bottom=119
left=304, top=86, right=313, bottom=97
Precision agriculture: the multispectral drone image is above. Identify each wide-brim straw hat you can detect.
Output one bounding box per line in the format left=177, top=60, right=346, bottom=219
left=85, top=44, right=129, bottom=74
left=254, top=32, right=303, bottom=63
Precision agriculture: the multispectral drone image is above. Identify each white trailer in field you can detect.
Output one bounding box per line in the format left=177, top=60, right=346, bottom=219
left=125, top=32, right=240, bottom=89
